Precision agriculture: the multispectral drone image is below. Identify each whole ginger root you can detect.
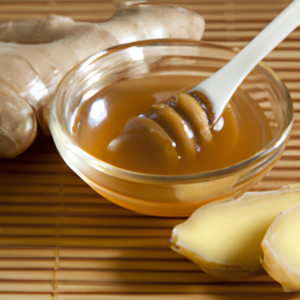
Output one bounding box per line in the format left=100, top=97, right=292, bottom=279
left=0, top=1, right=205, bottom=158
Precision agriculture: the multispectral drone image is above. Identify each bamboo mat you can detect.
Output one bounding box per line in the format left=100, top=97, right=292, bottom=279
left=1, top=0, right=300, bottom=299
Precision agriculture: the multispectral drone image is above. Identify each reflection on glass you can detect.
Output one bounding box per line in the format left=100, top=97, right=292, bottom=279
left=88, top=99, right=107, bottom=127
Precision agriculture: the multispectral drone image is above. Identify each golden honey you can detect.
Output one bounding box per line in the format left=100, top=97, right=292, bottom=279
left=74, top=75, right=273, bottom=175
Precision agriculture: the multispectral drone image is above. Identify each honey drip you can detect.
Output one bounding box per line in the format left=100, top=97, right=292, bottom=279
left=75, top=76, right=273, bottom=175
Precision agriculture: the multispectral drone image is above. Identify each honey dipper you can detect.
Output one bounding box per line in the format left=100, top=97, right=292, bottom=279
left=109, top=0, right=300, bottom=163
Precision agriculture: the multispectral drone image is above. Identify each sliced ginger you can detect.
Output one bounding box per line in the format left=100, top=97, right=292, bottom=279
left=171, top=186, right=300, bottom=281
left=261, top=204, right=300, bottom=292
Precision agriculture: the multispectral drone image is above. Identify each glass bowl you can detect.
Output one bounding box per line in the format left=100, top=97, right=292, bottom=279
left=49, top=39, right=293, bottom=217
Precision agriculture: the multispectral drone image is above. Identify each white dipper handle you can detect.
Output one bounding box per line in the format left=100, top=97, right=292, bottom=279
left=190, top=0, right=300, bottom=124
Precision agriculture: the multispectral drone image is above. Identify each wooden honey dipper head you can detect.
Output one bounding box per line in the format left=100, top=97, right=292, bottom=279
left=107, top=92, right=236, bottom=173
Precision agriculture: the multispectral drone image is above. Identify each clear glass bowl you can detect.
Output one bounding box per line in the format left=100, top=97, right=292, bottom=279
left=50, top=40, right=293, bottom=217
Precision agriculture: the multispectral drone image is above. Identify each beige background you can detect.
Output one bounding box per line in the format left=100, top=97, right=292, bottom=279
left=0, top=0, right=299, bottom=299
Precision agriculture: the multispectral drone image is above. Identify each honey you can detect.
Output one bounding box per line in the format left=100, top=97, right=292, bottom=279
left=74, top=75, right=273, bottom=175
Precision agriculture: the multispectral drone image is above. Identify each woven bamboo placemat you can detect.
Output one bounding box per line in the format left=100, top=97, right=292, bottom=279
left=1, top=0, right=300, bottom=299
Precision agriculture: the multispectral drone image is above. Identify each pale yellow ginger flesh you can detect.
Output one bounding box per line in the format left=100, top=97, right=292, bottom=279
left=261, top=204, right=300, bottom=292
left=0, top=3, right=205, bottom=158
left=171, top=187, right=300, bottom=281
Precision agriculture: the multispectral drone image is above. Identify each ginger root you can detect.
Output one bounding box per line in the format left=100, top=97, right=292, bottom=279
left=0, top=1, right=205, bottom=158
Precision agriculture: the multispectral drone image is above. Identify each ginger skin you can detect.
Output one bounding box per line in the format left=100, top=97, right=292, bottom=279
left=0, top=2, right=205, bottom=158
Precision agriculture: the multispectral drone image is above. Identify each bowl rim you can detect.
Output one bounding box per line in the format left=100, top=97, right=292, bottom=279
left=50, top=39, right=294, bottom=184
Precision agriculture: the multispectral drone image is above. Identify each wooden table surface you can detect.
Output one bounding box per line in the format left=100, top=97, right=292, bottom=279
left=1, top=0, right=300, bottom=299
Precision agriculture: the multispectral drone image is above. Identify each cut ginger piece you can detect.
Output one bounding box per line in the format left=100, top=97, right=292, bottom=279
left=261, top=204, right=300, bottom=292
left=171, top=186, right=300, bottom=281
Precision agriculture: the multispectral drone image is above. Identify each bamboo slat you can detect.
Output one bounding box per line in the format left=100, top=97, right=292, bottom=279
left=0, top=294, right=298, bottom=300
left=0, top=0, right=300, bottom=298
